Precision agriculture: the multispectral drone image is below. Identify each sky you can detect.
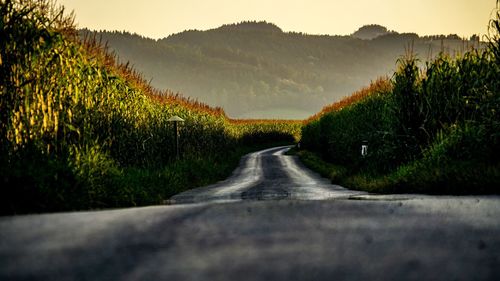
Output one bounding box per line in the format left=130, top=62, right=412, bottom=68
left=59, top=0, right=497, bottom=39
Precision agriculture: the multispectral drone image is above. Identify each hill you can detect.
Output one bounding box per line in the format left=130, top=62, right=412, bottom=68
left=82, top=22, right=481, bottom=119
left=352, top=24, right=391, bottom=40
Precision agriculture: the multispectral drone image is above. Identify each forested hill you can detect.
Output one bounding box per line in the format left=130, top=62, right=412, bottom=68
left=81, top=22, right=481, bottom=119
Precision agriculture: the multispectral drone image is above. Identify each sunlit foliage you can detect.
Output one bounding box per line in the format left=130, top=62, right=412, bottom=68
left=0, top=0, right=298, bottom=213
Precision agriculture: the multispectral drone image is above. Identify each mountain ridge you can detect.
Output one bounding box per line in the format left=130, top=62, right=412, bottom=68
left=81, top=22, right=482, bottom=119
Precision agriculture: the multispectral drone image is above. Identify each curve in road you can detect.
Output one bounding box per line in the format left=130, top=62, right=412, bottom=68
left=170, top=146, right=365, bottom=204
left=1, top=146, right=500, bottom=280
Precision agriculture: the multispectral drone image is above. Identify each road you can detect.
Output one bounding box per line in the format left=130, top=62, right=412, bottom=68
left=169, top=146, right=364, bottom=203
left=1, top=146, right=500, bottom=280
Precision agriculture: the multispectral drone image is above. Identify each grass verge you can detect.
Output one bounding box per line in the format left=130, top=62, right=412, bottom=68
left=296, top=149, right=500, bottom=195
left=0, top=143, right=292, bottom=215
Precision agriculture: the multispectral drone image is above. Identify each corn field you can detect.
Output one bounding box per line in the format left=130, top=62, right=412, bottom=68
left=0, top=0, right=299, bottom=213
left=301, top=5, right=500, bottom=193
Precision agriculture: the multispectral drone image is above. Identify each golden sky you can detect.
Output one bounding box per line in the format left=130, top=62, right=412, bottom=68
left=59, top=0, right=497, bottom=39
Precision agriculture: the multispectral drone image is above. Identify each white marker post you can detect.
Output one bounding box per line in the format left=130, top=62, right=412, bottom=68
left=361, top=140, right=368, bottom=157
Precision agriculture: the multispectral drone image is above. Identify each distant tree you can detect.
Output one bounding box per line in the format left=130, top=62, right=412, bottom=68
left=352, top=24, right=389, bottom=40
left=446, top=34, right=461, bottom=40
left=470, top=34, right=480, bottom=42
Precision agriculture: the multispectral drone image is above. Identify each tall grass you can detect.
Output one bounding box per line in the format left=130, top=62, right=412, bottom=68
left=300, top=6, right=500, bottom=193
left=0, top=0, right=299, bottom=214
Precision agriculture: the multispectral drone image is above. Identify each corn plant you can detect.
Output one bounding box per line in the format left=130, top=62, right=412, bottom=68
left=301, top=15, right=500, bottom=176
left=1, top=0, right=300, bottom=213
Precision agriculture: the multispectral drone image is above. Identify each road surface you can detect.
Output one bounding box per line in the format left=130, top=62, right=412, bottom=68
left=169, top=146, right=364, bottom=203
left=1, top=146, right=500, bottom=280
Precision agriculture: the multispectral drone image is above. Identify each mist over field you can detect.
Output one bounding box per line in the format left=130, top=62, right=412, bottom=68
left=83, top=22, right=481, bottom=119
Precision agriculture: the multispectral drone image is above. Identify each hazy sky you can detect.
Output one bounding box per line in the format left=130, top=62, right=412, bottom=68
left=59, top=0, right=497, bottom=39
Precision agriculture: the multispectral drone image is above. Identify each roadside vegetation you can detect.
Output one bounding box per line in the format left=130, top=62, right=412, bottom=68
left=2, top=0, right=497, bottom=215
left=0, top=0, right=300, bottom=215
left=299, top=4, right=500, bottom=194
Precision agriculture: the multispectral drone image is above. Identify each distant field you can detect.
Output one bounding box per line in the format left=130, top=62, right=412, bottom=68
left=238, top=109, right=311, bottom=120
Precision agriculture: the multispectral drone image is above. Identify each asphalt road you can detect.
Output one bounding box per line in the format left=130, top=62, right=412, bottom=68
left=1, top=146, right=500, bottom=280
left=169, top=146, right=364, bottom=204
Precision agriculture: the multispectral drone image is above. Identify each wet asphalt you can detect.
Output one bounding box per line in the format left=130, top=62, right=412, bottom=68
left=169, top=146, right=363, bottom=204
left=1, top=146, right=500, bottom=280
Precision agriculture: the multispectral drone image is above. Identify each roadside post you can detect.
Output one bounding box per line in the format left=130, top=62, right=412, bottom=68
left=167, top=115, right=185, bottom=160
left=361, top=140, right=368, bottom=157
